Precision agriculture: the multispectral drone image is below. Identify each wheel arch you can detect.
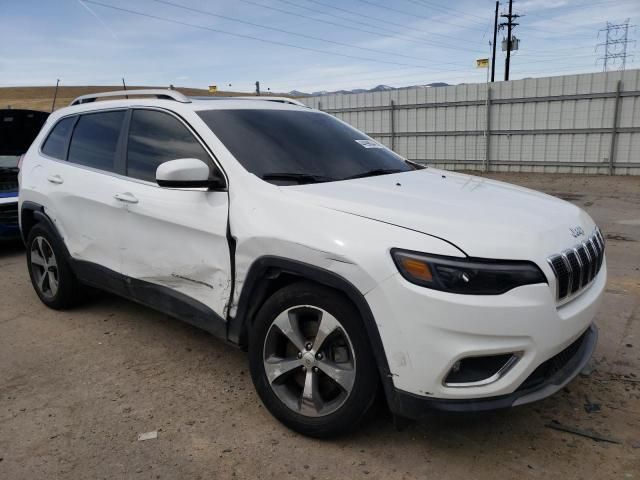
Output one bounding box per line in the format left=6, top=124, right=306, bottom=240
left=228, top=256, right=397, bottom=403
left=20, top=201, right=70, bottom=258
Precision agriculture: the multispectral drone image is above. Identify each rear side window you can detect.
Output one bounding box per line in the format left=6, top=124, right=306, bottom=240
left=127, top=110, right=210, bottom=183
left=41, top=116, right=75, bottom=160
left=68, top=111, right=125, bottom=171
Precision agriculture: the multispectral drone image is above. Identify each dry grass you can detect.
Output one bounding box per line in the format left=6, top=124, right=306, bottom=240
left=0, top=86, right=258, bottom=112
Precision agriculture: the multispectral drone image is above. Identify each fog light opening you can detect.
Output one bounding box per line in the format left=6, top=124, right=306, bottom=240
left=444, top=353, right=520, bottom=388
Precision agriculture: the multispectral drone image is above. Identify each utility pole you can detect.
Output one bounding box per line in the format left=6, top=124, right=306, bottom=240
left=491, top=1, right=499, bottom=82
left=255, top=81, right=261, bottom=96
left=500, top=0, right=519, bottom=81
left=597, top=19, right=635, bottom=71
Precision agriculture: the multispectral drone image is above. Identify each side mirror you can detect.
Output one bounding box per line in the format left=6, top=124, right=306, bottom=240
left=156, top=158, right=226, bottom=190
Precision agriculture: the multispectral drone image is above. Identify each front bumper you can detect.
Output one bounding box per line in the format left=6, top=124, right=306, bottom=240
left=365, top=259, right=605, bottom=404
left=389, top=323, right=597, bottom=417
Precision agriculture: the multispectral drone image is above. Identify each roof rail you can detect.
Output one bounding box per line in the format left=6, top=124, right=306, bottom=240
left=70, top=89, right=191, bottom=106
left=231, top=96, right=308, bottom=107
left=190, top=95, right=308, bottom=107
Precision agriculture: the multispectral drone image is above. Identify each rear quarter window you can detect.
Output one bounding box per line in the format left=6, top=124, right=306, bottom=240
left=41, top=116, right=76, bottom=160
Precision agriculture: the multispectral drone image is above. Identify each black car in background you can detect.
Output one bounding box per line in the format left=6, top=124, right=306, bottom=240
left=0, top=109, right=49, bottom=240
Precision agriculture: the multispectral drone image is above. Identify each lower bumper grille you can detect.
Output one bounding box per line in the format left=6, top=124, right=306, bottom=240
left=517, top=329, right=588, bottom=392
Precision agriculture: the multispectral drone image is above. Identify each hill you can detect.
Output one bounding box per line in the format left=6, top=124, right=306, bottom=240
left=0, top=86, right=258, bottom=112
left=290, top=82, right=451, bottom=97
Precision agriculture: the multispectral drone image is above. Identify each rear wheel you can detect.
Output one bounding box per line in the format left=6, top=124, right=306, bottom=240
left=26, top=224, right=82, bottom=309
left=249, top=282, right=378, bottom=437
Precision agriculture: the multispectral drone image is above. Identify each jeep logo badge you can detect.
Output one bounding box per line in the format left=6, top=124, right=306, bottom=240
left=569, top=226, right=585, bottom=238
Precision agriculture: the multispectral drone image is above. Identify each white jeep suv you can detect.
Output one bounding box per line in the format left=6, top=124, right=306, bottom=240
left=19, top=89, right=605, bottom=437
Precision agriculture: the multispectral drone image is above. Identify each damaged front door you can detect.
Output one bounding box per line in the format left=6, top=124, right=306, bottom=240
left=116, top=108, right=232, bottom=320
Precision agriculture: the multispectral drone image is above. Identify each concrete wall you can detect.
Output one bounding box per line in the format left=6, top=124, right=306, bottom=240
left=300, top=69, right=640, bottom=175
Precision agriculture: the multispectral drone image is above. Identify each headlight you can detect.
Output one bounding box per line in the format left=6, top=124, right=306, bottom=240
left=391, top=249, right=547, bottom=295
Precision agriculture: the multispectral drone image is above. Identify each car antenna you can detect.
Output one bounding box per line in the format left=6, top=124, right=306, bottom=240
left=51, top=79, right=60, bottom=112
left=122, top=77, right=128, bottom=99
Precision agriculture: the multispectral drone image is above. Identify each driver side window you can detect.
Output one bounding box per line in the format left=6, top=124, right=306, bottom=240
left=126, top=109, right=211, bottom=183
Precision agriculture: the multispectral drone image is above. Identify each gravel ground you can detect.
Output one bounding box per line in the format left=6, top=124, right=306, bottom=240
left=1, top=173, right=639, bottom=479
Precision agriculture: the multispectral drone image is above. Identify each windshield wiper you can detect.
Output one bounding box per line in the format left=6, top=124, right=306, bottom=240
left=0, top=166, right=19, bottom=174
left=342, top=168, right=405, bottom=180
left=261, top=173, right=336, bottom=184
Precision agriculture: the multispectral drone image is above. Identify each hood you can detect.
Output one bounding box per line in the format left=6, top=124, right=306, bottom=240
left=283, top=168, right=595, bottom=260
left=0, top=109, right=49, bottom=158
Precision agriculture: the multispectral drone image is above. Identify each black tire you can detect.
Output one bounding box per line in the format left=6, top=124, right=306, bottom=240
left=26, top=223, right=82, bottom=309
left=248, top=281, right=379, bottom=438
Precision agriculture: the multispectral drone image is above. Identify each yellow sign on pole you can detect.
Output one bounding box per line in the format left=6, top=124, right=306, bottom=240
left=475, top=58, right=489, bottom=68
left=208, top=85, right=218, bottom=93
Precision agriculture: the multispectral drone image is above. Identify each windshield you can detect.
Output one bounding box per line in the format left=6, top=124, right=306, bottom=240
left=197, top=109, right=412, bottom=184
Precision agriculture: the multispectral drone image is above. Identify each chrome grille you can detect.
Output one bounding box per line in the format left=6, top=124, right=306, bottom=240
left=547, top=228, right=605, bottom=301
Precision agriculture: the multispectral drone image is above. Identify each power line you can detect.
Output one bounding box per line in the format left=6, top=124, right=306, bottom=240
left=516, top=0, right=640, bottom=21
left=523, top=45, right=594, bottom=54
left=146, top=0, right=439, bottom=62
left=402, top=0, right=488, bottom=22
left=235, top=0, right=484, bottom=52
left=516, top=53, right=597, bottom=61
left=354, top=0, right=488, bottom=32
left=85, top=0, right=469, bottom=70
left=296, top=0, right=481, bottom=46
left=274, top=0, right=484, bottom=51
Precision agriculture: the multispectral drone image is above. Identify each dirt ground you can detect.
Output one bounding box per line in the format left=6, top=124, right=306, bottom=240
left=1, top=173, right=639, bottom=479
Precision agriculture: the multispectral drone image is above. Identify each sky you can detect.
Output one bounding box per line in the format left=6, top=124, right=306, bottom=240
left=1, top=0, right=639, bottom=93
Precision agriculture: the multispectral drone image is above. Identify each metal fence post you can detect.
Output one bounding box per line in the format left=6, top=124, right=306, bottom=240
left=484, top=86, right=491, bottom=172
left=609, top=80, right=622, bottom=176
left=390, top=100, right=396, bottom=151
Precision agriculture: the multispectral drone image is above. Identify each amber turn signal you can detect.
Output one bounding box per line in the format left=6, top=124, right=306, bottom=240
left=399, top=257, right=433, bottom=282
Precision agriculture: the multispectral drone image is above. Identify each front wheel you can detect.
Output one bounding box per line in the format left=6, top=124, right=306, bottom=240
left=248, top=282, right=378, bottom=437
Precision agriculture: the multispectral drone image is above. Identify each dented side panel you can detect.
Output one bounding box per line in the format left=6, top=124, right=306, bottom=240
left=27, top=159, right=125, bottom=273
left=227, top=183, right=464, bottom=318
left=117, top=183, right=231, bottom=318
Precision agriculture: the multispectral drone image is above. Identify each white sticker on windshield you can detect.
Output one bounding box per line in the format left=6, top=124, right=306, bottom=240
left=355, top=139, right=384, bottom=149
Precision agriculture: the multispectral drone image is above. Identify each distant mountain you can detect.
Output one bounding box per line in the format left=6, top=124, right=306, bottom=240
left=288, top=90, right=310, bottom=97
left=369, top=84, right=394, bottom=91
left=289, top=82, right=450, bottom=97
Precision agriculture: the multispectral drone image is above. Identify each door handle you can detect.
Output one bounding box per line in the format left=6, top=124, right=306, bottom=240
left=114, top=192, right=139, bottom=204
left=47, top=174, right=64, bottom=185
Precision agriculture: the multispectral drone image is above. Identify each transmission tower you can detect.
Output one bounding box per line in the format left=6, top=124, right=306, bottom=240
left=597, top=19, right=635, bottom=71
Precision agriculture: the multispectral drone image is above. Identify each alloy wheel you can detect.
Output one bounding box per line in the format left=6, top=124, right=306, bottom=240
left=263, top=305, right=356, bottom=417
left=30, top=236, right=59, bottom=299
